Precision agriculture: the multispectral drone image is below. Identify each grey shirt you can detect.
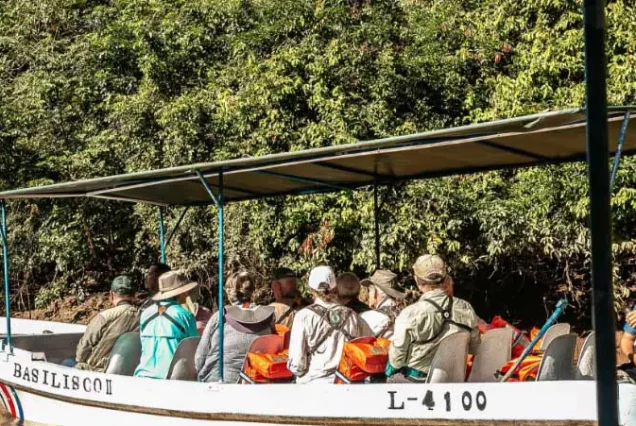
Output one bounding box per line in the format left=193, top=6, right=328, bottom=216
left=195, top=312, right=273, bottom=383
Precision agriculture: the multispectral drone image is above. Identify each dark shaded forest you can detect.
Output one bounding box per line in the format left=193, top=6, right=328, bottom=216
left=1, top=0, right=636, bottom=329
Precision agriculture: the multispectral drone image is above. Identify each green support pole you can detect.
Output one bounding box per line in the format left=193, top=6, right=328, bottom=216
left=582, top=0, right=618, bottom=424
left=217, top=170, right=225, bottom=382
left=0, top=201, right=12, bottom=349
left=159, top=207, right=166, bottom=264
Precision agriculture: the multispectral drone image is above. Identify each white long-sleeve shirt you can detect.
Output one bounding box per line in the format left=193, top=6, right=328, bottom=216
left=359, top=298, right=398, bottom=339
left=287, top=298, right=361, bottom=384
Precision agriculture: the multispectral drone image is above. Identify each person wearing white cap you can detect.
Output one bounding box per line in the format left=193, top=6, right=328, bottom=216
left=287, top=265, right=362, bottom=384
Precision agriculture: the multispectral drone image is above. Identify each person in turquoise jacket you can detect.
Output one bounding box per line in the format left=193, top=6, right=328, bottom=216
left=134, top=271, right=199, bottom=379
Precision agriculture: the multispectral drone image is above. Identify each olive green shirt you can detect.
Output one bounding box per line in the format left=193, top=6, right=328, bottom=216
left=75, top=302, right=139, bottom=372
left=388, top=289, right=479, bottom=375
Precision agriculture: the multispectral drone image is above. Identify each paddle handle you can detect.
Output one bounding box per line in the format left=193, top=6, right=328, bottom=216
left=499, top=298, right=569, bottom=382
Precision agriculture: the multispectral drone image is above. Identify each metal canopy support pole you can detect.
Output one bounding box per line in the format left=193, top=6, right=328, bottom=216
left=582, top=0, right=618, bottom=425
left=610, top=111, right=630, bottom=190
left=0, top=201, right=11, bottom=349
left=373, top=180, right=380, bottom=270
left=165, top=206, right=190, bottom=247
left=158, top=207, right=166, bottom=264
left=217, top=171, right=225, bottom=382
left=195, top=170, right=224, bottom=382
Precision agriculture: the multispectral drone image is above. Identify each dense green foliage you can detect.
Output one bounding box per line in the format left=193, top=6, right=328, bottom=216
left=1, top=0, right=636, bottom=327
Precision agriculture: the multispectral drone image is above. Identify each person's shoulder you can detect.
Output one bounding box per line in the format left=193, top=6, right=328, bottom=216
left=452, top=297, right=477, bottom=313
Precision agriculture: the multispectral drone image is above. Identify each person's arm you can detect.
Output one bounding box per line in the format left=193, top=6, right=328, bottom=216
left=76, top=314, right=106, bottom=363
left=286, top=312, right=308, bottom=378
left=621, top=332, right=635, bottom=363
left=627, top=310, right=636, bottom=330
left=386, top=312, right=413, bottom=375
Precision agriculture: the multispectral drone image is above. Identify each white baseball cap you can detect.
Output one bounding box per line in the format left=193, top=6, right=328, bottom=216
left=308, top=266, right=337, bottom=291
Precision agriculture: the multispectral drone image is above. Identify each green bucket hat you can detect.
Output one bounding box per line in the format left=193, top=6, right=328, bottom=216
left=111, top=275, right=134, bottom=295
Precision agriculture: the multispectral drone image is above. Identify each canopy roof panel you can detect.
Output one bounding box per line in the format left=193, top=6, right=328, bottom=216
left=2, top=107, right=635, bottom=206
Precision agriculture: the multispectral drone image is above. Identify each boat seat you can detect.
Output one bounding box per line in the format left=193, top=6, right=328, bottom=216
left=468, top=327, right=512, bottom=382
left=539, top=323, right=571, bottom=351
left=426, top=331, right=470, bottom=384
left=104, top=332, right=141, bottom=376
left=536, top=333, right=577, bottom=381
left=11, top=333, right=83, bottom=365
left=166, top=337, right=200, bottom=381
left=576, top=331, right=596, bottom=380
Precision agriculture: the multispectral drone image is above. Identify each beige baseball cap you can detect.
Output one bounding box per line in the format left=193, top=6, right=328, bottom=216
left=413, top=255, right=447, bottom=284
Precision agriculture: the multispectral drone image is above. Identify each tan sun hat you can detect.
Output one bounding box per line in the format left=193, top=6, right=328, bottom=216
left=413, top=255, right=447, bottom=284
left=360, top=270, right=405, bottom=300
left=152, top=271, right=199, bottom=301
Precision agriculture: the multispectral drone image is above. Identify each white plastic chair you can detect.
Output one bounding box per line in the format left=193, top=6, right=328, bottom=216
left=105, top=332, right=141, bottom=376
left=468, top=328, right=512, bottom=382
left=426, top=332, right=470, bottom=383
left=576, top=331, right=596, bottom=380
left=539, top=323, right=571, bottom=351
left=166, top=337, right=201, bottom=381
left=536, top=333, right=576, bottom=381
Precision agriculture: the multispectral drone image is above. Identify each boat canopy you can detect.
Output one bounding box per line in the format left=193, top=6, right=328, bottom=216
left=1, top=107, right=635, bottom=206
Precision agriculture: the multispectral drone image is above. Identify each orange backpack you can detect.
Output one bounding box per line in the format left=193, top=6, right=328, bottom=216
left=335, top=337, right=390, bottom=384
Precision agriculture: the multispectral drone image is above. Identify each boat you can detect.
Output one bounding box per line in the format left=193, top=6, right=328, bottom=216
left=0, top=106, right=635, bottom=425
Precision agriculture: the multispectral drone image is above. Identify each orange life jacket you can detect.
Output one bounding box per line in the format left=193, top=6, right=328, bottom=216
left=498, top=354, right=542, bottom=381
left=275, top=324, right=291, bottom=348
left=243, top=349, right=293, bottom=383
left=335, top=337, right=390, bottom=384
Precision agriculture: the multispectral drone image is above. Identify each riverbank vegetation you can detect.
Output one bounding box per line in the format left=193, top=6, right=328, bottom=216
left=1, top=0, right=636, bottom=328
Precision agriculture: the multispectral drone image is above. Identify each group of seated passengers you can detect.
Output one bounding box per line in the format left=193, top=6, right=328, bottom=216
left=72, top=254, right=484, bottom=383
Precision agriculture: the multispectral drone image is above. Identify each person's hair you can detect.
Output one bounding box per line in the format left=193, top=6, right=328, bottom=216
left=146, top=263, right=171, bottom=292
left=226, top=271, right=256, bottom=304
left=310, top=287, right=339, bottom=304
left=336, top=272, right=360, bottom=298
left=415, top=275, right=447, bottom=289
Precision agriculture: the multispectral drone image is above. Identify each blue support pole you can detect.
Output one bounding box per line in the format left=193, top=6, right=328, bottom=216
left=195, top=170, right=224, bottom=382
left=499, top=298, right=568, bottom=382
left=217, top=170, right=225, bottom=382
left=610, top=111, right=630, bottom=190
left=0, top=201, right=12, bottom=350
left=158, top=207, right=166, bottom=264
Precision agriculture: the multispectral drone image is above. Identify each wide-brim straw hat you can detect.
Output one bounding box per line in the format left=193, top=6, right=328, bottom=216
left=152, top=271, right=199, bottom=301
left=360, top=270, right=406, bottom=300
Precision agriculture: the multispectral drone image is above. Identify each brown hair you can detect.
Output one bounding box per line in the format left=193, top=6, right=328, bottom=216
left=226, top=271, right=256, bottom=305
left=146, top=263, right=171, bottom=292
left=310, top=287, right=339, bottom=304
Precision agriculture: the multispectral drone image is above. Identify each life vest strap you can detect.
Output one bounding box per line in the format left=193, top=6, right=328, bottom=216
left=306, top=304, right=354, bottom=354
left=140, top=302, right=186, bottom=334
left=419, top=296, right=472, bottom=344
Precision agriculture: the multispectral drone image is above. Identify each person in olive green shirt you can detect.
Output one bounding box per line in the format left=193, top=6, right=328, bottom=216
left=75, top=275, right=139, bottom=371
left=386, top=255, right=479, bottom=381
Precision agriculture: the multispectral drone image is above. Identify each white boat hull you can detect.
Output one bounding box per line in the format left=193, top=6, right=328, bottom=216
left=0, top=348, right=634, bottom=426
left=0, top=317, right=86, bottom=336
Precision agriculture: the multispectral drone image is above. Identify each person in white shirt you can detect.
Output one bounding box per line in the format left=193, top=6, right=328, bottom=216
left=287, top=265, right=361, bottom=383
left=359, top=270, right=406, bottom=339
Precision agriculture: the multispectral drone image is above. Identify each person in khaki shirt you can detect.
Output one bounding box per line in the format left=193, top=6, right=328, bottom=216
left=268, top=267, right=303, bottom=328
left=75, top=275, right=139, bottom=371
left=386, top=255, right=479, bottom=381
